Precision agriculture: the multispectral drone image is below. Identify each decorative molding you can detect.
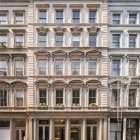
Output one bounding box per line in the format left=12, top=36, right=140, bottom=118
left=70, top=26, right=83, bottom=34
left=37, top=26, right=49, bottom=36
left=53, top=26, right=66, bottom=34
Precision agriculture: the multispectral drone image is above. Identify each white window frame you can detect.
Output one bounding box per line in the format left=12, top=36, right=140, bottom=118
left=0, top=89, right=8, bottom=106
left=0, top=34, right=8, bottom=47
left=88, top=10, right=96, bottom=24
left=0, top=59, right=8, bottom=76
left=14, top=33, right=25, bottom=47
left=37, top=33, right=48, bottom=47
left=72, top=9, right=80, bottom=24
left=71, top=60, right=80, bottom=75
left=55, top=9, right=64, bottom=23
left=38, top=9, right=48, bottom=23
left=55, top=60, right=64, bottom=76
left=55, top=88, right=64, bottom=105
left=0, top=13, right=8, bottom=24
left=14, top=12, right=24, bottom=24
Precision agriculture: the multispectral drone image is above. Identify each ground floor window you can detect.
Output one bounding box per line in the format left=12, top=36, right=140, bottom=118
left=0, top=120, right=10, bottom=140
left=126, top=119, right=139, bottom=140
left=38, top=120, right=49, bottom=140
left=110, top=118, right=122, bottom=140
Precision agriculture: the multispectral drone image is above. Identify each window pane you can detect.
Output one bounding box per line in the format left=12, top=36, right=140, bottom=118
left=89, top=10, right=96, bottom=23
left=129, top=89, right=136, bottom=107
left=39, top=89, right=47, bottom=105
left=89, top=60, right=96, bottom=75
left=112, top=34, right=120, bottom=48
left=0, top=61, right=7, bottom=76
left=0, top=34, right=7, bottom=46
left=72, top=61, right=80, bottom=75
left=56, top=35, right=63, bottom=47
left=129, top=14, right=137, bottom=24
left=111, top=60, right=120, bottom=76
left=72, top=89, right=80, bottom=104
left=73, top=35, right=80, bottom=47
left=129, top=60, right=136, bottom=76
left=15, top=60, right=24, bottom=76
left=0, top=14, right=7, bottom=24
left=0, top=90, right=7, bottom=106
left=38, top=60, right=47, bottom=75
left=39, top=10, right=47, bottom=23
left=55, top=60, right=63, bottom=75
left=111, top=89, right=120, bottom=106
left=56, top=89, right=63, bottom=104
left=89, top=35, right=96, bottom=47
left=113, top=14, right=120, bottom=24
left=56, top=10, right=63, bottom=23
left=16, top=90, right=24, bottom=106
left=38, top=35, right=46, bottom=47
left=89, top=90, right=96, bottom=104
left=129, top=34, right=136, bottom=48
left=73, top=10, right=80, bottom=23
left=15, top=13, right=24, bottom=24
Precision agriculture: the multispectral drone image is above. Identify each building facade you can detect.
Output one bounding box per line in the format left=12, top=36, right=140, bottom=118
left=0, top=0, right=140, bottom=140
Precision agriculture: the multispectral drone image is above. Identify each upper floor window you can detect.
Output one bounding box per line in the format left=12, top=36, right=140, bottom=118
left=15, top=34, right=24, bottom=48
left=0, top=89, right=7, bottom=106
left=129, top=89, right=136, bottom=107
left=112, top=13, right=120, bottom=24
left=72, top=35, right=80, bottom=47
left=129, top=13, right=137, bottom=24
left=89, top=89, right=96, bottom=105
left=129, top=60, right=136, bottom=77
left=15, top=89, right=24, bottom=107
left=129, top=34, right=137, bottom=48
left=38, top=34, right=47, bottom=47
left=56, top=10, right=63, bottom=23
left=111, top=60, right=120, bottom=76
left=38, top=88, right=47, bottom=106
left=55, top=34, right=63, bottom=47
left=15, top=13, right=24, bottom=24
left=0, top=34, right=7, bottom=48
left=111, top=89, right=120, bottom=107
left=0, top=13, right=7, bottom=24
left=88, top=60, right=97, bottom=75
left=38, top=59, right=47, bottom=75
left=89, top=34, right=96, bottom=47
left=72, top=89, right=80, bottom=105
left=72, top=60, right=80, bottom=75
left=112, top=34, right=120, bottom=48
left=56, top=89, right=63, bottom=105
left=0, top=60, right=7, bottom=76
left=38, top=9, right=47, bottom=23
left=89, top=10, right=96, bottom=23
left=55, top=60, right=63, bottom=75
left=72, top=10, right=80, bottom=24
left=15, top=59, right=24, bottom=76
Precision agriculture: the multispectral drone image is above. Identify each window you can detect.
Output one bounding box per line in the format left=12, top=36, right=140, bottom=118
left=15, top=34, right=24, bottom=47
left=72, top=60, right=80, bottom=75
left=72, top=10, right=80, bottom=24
left=112, top=34, right=120, bottom=48
left=129, top=60, right=136, bottom=76
left=15, top=13, right=24, bottom=24
left=38, top=34, right=46, bottom=47
left=110, top=119, right=122, bottom=140
left=38, top=59, right=47, bottom=75
left=88, top=60, right=97, bottom=75
left=112, top=14, right=120, bottom=24
left=39, top=89, right=47, bottom=106
left=55, top=60, right=63, bottom=75
left=129, top=89, right=136, bottom=107
left=129, top=14, right=137, bottom=24
left=56, top=10, right=63, bottom=23
left=15, top=60, right=24, bottom=76
left=111, top=60, right=120, bottom=76
left=0, top=89, right=7, bottom=106
left=89, top=89, right=96, bottom=105
left=15, top=89, right=24, bottom=106
left=72, top=89, right=80, bottom=105
left=0, top=120, right=10, bottom=140
left=126, top=119, right=139, bottom=140
left=55, top=34, right=63, bottom=47
left=72, top=35, right=80, bottom=47
left=0, top=14, right=7, bottom=24
left=38, top=9, right=47, bottom=23
left=111, top=89, right=120, bottom=107
left=0, top=34, right=7, bottom=47
left=129, top=34, right=137, bottom=48
left=89, top=10, right=96, bottom=23
left=89, top=34, right=96, bottom=47
left=0, top=60, right=7, bottom=76
left=56, top=89, right=63, bottom=105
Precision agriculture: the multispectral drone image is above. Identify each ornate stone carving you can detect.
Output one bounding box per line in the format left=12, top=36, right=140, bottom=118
left=54, top=26, right=66, bottom=34
left=37, top=26, right=49, bottom=36
left=70, top=26, right=83, bottom=34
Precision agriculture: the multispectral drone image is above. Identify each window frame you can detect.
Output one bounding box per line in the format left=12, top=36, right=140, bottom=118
left=14, top=12, right=24, bottom=24
left=72, top=89, right=80, bottom=105
left=88, top=60, right=97, bottom=75
left=55, top=89, right=63, bottom=105
left=38, top=9, right=47, bottom=23
left=38, top=34, right=47, bottom=47
left=111, top=60, right=120, bottom=76
left=38, top=88, right=48, bottom=106
left=0, top=89, right=8, bottom=106
left=0, top=13, right=8, bottom=24
left=71, top=60, right=80, bottom=75
left=111, top=88, right=120, bottom=107
left=112, top=34, right=120, bottom=48
left=0, top=59, right=8, bottom=76
left=89, top=10, right=96, bottom=24
left=129, top=34, right=137, bottom=48
left=88, top=89, right=96, bottom=105
left=129, top=13, right=137, bottom=24
left=0, top=34, right=8, bottom=47
left=55, top=9, right=64, bottom=23
left=55, top=34, right=63, bottom=47
left=72, top=35, right=80, bottom=47
left=14, top=33, right=25, bottom=47
left=55, top=60, right=64, bottom=76
left=112, top=13, right=120, bottom=24
left=72, top=9, right=80, bottom=24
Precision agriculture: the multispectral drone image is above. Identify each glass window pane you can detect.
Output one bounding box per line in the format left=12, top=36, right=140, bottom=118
left=16, top=89, right=24, bottom=106
left=73, top=35, right=80, bottom=47
left=56, top=35, right=63, bottom=47
left=56, top=10, right=63, bottom=23
left=38, top=35, right=46, bottom=47
left=39, top=10, right=47, bottom=23
left=38, top=60, right=47, bottom=75
left=55, top=60, right=63, bottom=75
left=112, top=34, right=120, bottom=48
left=72, top=61, right=80, bottom=75
left=0, top=14, right=7, bottom=24
left=111, top=60, right=120, bottom=76
left=89, top=35, right=96, bottom=47
left=15, top=60, right=24, bottom=76
left=129, top=14, right=137, bottom=24
left=129, top=34, right=136, bottom=48
left=0, top=90, right=7, bottom=106
left=39, top=89, right=47, bottom=105
left=89, top=10, right=96, bottom=23
left=88, top=60, right=96, bottom=75
left=73, top=10, right=80, bottom=23
left=113, top=14, right=120, bottom=24
left=0, top=34, right=7, bottom=46
left=15, top=13, right=24, bottom=24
